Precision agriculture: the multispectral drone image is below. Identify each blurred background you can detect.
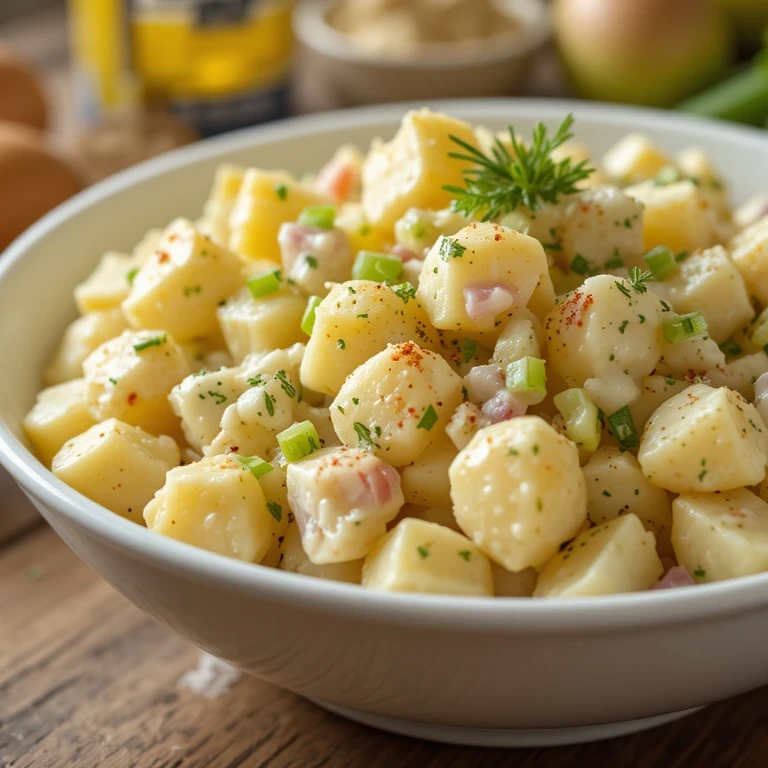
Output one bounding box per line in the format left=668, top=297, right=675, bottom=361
left=0, top=0, right=767, bottom=537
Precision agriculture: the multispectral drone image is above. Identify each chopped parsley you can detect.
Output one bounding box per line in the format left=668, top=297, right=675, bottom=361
left=665, top=377, right=677, bottom=386
left=266, top=502, right=282, bottom=522
left=618, top=320, right=629, bottom=334
left=602, top=490, right=611, bottom=497
left=461, top=386, right=469, bottom=401
left=638, top=314, right=646, bottom=324
left=417, top=404, right=438, bottom=431
left=275, top=183, right=288, bottom=200
left=416, top=545, right=430, bottom=559
left=133, top=334, right=166, bottom=352
left=532, top=444, right=539, bottom=455
left=108, top=377, right=118, bottom=385
left=460, top=338, right=477, bottom=364
left=337, top=339, right=346, bottom=349
left=337, top=405, right=344, bottom=414
left=392, top=282, right=417, bottom=303
left=457, top=550, right=472, bottom=562
left=304, top=255, right=318, bottom=269
left=207, top=390, right=227, bottom=405
left=126, top=267, right=139, bottom=285
left=357, top=313, right=369, bottom=319
left=247, top=374, right=266, bottom=388
left=183, top=285, right=202, bottom=296
left=508, top=448, right=519, bottom=456
left=352, top=397, right=359, bottom=405
left=354, top=422, right=379, bottom=449
left=693, top=568, right=706, bottom=579
left=275, top=370, right=296, bottom=399
left=264, top=391, right=275, bottom=417
left=570, top=254, right=590, bottom=275
left=439, top=237, right=466, bottom=260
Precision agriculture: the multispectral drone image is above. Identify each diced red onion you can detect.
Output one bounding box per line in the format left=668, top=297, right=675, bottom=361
left=360, top=463, right=399, bottom=505
left=481, top=390, right=528, bottom=424
left=278, top=222, right=348, bottom=273
left=391, top=244, right=418, bottom=263
left=464, top=283, right=515, bottom=321
left=315, top=162, right=355, bottom=205
left=652, top=566, right=696, bottom=590
left=465, top=365, right=505, bottom=404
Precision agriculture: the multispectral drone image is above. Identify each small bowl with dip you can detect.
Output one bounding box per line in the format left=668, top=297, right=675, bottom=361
left=293, top=0, right=550, bottom=107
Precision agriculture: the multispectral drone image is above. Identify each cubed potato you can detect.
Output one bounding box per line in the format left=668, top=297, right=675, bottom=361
left=23, top=379, right=97, bottom=467
left=334, top=202, right=390, bottom=255
left=445, top=401, right=486, bottom=450
left=132, top=228, right=163, bottom=265
left=625, top=180, right=714, bottom=254
left=75, top=251, right=136, bottom=314
left=492, top=563, right=537, bottom=597
left=672, top=488, right=768, bottom=581
left=730, top=216, right=768, bottom=306
left=228, top=169, right=328, bottom=260
left=83, top=330, right=190, bottom=438
left=544, top=274, right=663, bottom=387
left=43, top=308, right=129, bottom=386
left=583, top=447, right=673, bottom=556
left=390, top=504, right=460, bottom=532
left=331, top=343, right=463, bottom=466
left=300, top=280, right=438, bottom=396
left=629, top=374, right=688, bottom=432
left=400, top=439, right=457, bottom=508
left=450, top=416, right=587, bottom=571
left=362, top=518, right=493, bottom=596
left=217, top=286, right=307, bottom=364
left=584, top=373, right=641, bottom=416
left=52, top=418, right=179, bottom=524
left=361, top=109, right=476, bottom=229
left=676, top=148, right=728, bottom=215
left=278, top=523, right=363, bottom=582
left=201, top=163, right=245, bottom=246
left=314, top=143, right=364, bottom=205
left=122, top=219, right=244, bottom=342
left=416, top=223, right=552, bottom=336
left=638, top=383, right=768, bottom=493
left=534, top=514, right=663, bottom=597
left=436, top=329, right=492, bottom=376
left=602, top=134, right=673, bottom=185
left=491, top=309, right=544, bottom=371
left=286, top=446, right=403, bottom=564
left=144, top=455, right=274, bottom=562
left=558, top=186, right=645, bottom=271
left=394, top=207, right=467, bottom=255
left=734, top=198, right=768, bottom=231
left=706, top=353, right=768, bottom=400
left=655, top=246, right=753, bottom=344
left=659, top=334, right=726, bottom=378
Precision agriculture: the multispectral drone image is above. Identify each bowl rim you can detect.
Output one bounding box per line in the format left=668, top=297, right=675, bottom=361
left=3, top=97, right=768, bottom=631
left=292, top=0, right=551, bottom=70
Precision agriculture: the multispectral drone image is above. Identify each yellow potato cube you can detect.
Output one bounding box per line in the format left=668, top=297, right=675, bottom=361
left=361, top=109, right=476, bottom=229
left=122, top=219, right=245, bottom=342
left=74, top=251, right=136, bottom=314
left=201, top=163, right=245, bottom=245
left=400, top=439, right=457, bottom=508
left=602, top=134, right=673, bottom=185
left=362, top=518, right=493, bottom=596
left=52, top=418, right=179, bottom=524
left=730, top=216, right=768, bottom=306
left=277, top=523, right=363, bottom=582
left=23, top=379, right=97, bottom=467
left=534, top=514, right=663, bottom=597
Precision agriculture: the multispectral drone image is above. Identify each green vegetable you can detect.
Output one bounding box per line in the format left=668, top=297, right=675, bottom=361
left=133, top=334, right=166, bottom=352
left=298, top=205, right=335, bottom=229
left=506, top=357, right=547, bottom=395
left=570, top=254, right=590, bottom=275
left=352, top=251, right=403, bottom=283
left=277, top=421, right=321, bottom=462
left=662, top=312, right=708, bottom=343
left=719, top=339, right=742, bottom=358
left=460, top=338, right=477, bottom=364
left=126, top=267, right=139, bottom=286
left=443, top=115, right=594, bottom=220
left=644, top=246, right=679, bottom=281
left=439, top=237, right=466, bottom=260
left=233, top=455, right=274, bottom=479
left=553, top=388, right=601, bottom=451
left=247, top=268, right=282, bottom=299
left=653, top=165, right=682, bottom=186
left=301, top=295, right=322, bottom=336
left=416, top=404, right=438, bottom=431
left=607, top=405, right=640, bottom=449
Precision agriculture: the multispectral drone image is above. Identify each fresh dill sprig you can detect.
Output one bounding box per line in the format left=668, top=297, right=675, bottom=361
left=443, top=115, right=594, bottom=221
left=628, top=267, right=653, bottom=294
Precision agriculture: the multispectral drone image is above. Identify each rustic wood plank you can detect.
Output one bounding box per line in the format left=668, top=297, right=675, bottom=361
left=1, top=527, right=768, bottom=768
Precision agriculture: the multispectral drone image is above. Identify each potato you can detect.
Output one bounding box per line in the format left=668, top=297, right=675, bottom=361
left=583, top=373, right=641, bottom=416
left=730, top=216, right=768, bottom=306
left=300, top=280, right=437, bottom=396
left=602, top=134, right=673, bottom=185
left=491, top=309, right=544, bottom=371
left=544, top=274, right=663, bottom=387
left=74, top=251, right=136, bottom=314
left=53, top=418, right=179, bottom=524
left=43, top=308, right=129, bottom=386
left=445, top=401, right=486, bottom=450
left=583, top=447, right=673, bottom=556
left=201, top=163, right=244, bottom=246
left=625, top=180, right=714, bottom=254
left=122, top=219, right=244, bottom=342
left=558, top=186, right=645, bottom=271
left=672, top=488, right=768, bottom=581
left=659, top=334, right=726, bottom=378
left=534, top=514, right=663, bottom=597
left=278, top=523, right=363, bottom=583
left=416, top=223, right=551, bottom=336
left=706, top=353, right=768, bottom=400
left=390, top=504, right=460, bottom=532
left=228, top=169, right=328, bottom=260
left=394, top=207, right=466, bottom=255
left=655, top=246, right=752, bottom=344
left=362, top=518, right=493, bottom=596
left=638, top=383, right=768, bottom=493
left=23, top=379, right=96, bottom=467
left=450, top=416, right=587, bottom=571
left=334, top=202, right=390, bottom=255
left=83, top=330, right=190, bottom=438
left=286, top=446, right=403, bottom=564
left=361, top=109, right=475, bottom=229
left=492, top=564, right=537, bottom=597
left=217, top=286, right=307, bottom=364
left=331, top=342, right=463, bottom=467
left=400, top=439, right=457, bottom=508
left=629, top=374, right=688, bottom=432
left=676, top=148, right=728, bottom=215
left=436, top=329, right=492, bottom=376
left=734, top=197, right=768, bottom=231
left=144, top=455, right=274, bottom=563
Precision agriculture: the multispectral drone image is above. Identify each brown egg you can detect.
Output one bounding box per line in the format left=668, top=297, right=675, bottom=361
left=0, top=122, right=83, bottom=251
left=0, top=48, right=48, bottom=131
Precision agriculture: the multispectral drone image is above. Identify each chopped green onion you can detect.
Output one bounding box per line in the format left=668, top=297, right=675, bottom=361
left=416, top=405, right=438, bottom=431
left=643, top=246, right=679, bottom=281
left=247, top=268, right=281, bottom=298
left=569, top=254, right=590, bottom=275
left=553, top=388, right=601, bottom=451
left=654, top=165, right=682, bottom=186
left=298, top=205, right=335, bottom=229
left=352, top=251, right=403, bottom=283
left=126, top=267, right=139, bottom=286
left=607, top=405, right=640, bottom=449
left=233, top=455, right=274, bottom=479
left=506, top=357, right=547, bottom=395
left=662, top=312, right=708, bottom=343
left=719, top=339, right=742, bottom=358
left=301, top=295, right=322, bottom=336
left=133, top=334, right=166, bottom=353
left=277, top=420, right=321, bottom=462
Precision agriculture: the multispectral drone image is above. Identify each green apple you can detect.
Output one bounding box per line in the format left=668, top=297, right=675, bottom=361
left=714, top=0, right=768, bottom=47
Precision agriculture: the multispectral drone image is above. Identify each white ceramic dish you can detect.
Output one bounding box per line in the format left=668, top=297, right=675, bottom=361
left=2, top=100, right=768, bottom=748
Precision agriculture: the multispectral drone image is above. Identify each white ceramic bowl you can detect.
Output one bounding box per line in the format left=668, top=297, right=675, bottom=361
left=2, top=101, right=768, bottom=748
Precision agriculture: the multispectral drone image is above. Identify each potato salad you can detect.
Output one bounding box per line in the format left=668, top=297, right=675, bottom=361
left=25, top=109, right=768, bottom=598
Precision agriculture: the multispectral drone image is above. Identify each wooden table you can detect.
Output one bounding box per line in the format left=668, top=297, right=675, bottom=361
left=0, top=525, right=767, bottom=768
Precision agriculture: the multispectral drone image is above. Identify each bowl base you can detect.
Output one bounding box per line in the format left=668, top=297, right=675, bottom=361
left=309, top=700, right=704, bottom=747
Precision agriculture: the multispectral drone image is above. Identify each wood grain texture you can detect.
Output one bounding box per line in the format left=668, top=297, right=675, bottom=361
left=1, top=528, right=768, bottom=768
